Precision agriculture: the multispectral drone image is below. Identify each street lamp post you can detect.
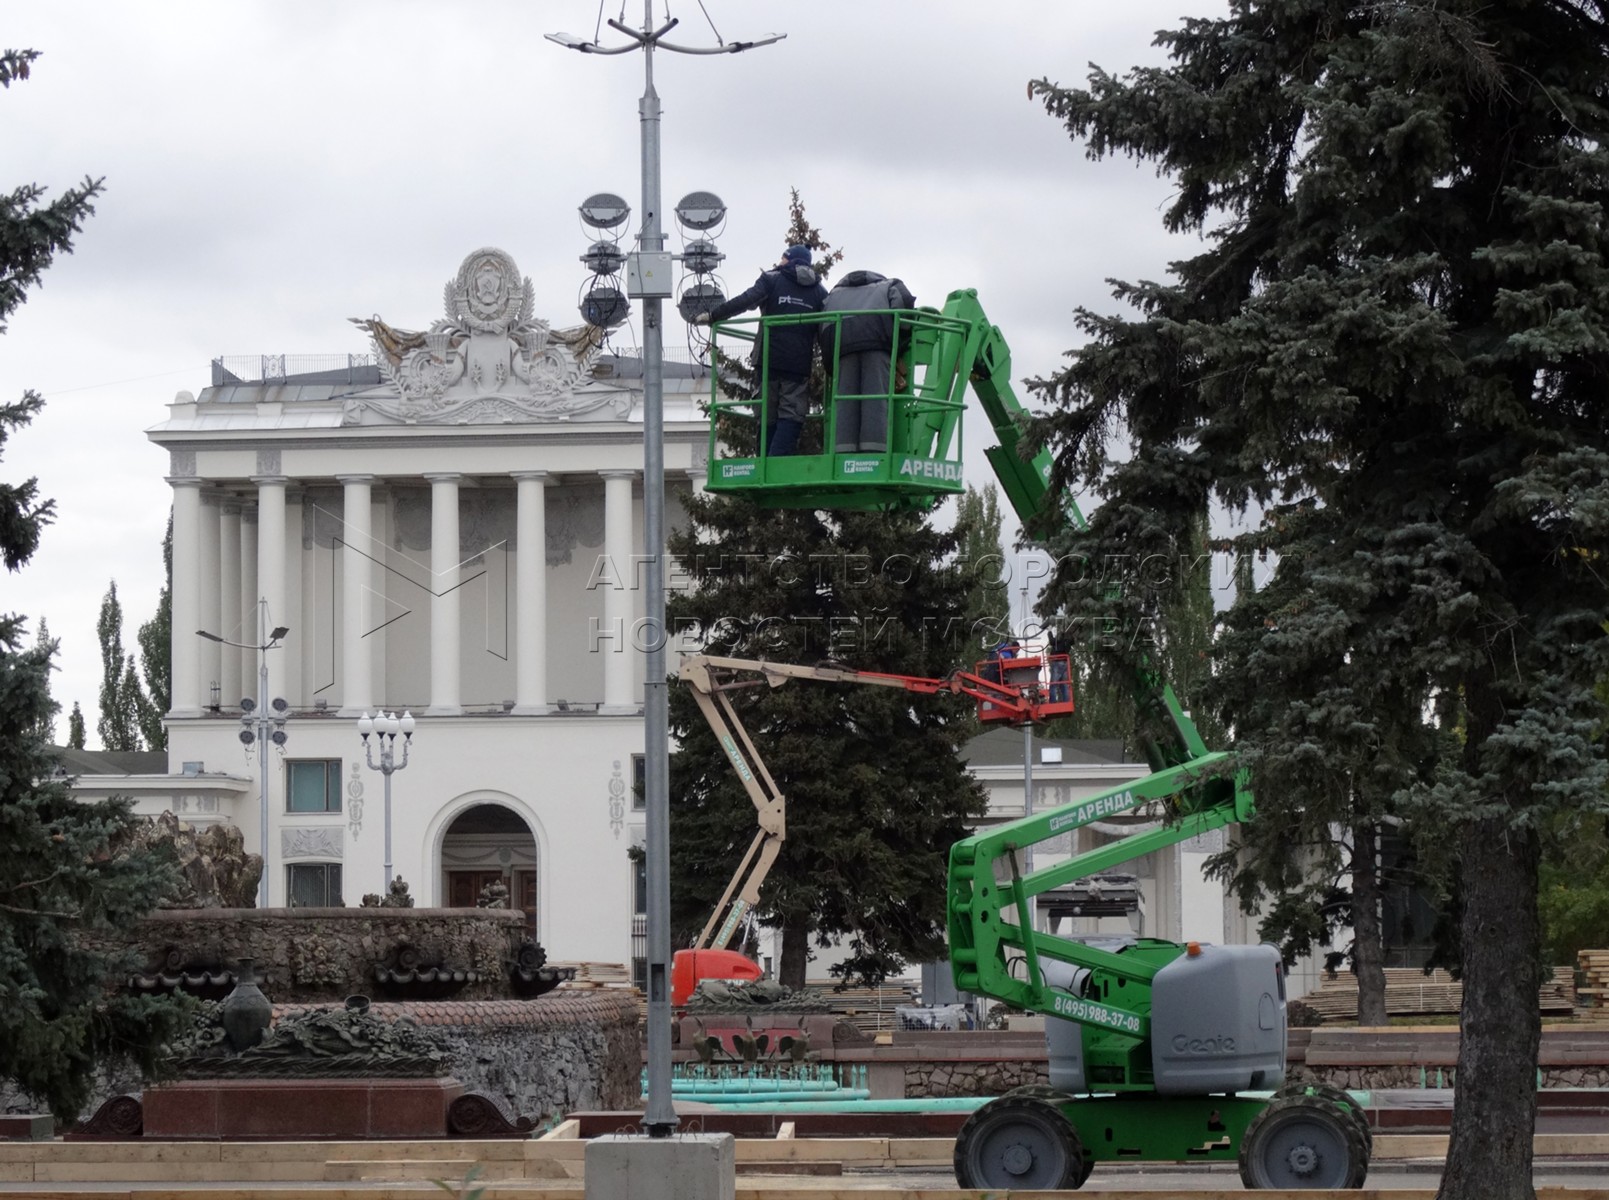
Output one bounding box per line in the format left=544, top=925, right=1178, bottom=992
left=197, top=597, right=289, bottom=908
left=358, top=710, right=415, bottom=894
left=547, top=3, right=783, bottom=1140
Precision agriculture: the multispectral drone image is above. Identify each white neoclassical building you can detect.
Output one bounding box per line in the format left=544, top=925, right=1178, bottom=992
left=147, top=248, right=706, bottom=970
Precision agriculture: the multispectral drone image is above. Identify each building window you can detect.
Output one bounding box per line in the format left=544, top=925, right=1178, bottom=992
left=287, top=862, right=342, bottom=907
left=287, top=759, right=342, bottom=813
left=631, top=853, right=647, bottom=991
left=631, top=754, right=645, bottom=810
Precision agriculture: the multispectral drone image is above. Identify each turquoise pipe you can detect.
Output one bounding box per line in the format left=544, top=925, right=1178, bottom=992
left=688, top=1097, right=985, bottom=1113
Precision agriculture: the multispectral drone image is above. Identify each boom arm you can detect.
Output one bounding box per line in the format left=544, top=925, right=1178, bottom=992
left=926, top=290, right=1255, bottom=1080
left=677, top=652, right=1077, bottom=953
left=933, top=289, right=1211, bottom=773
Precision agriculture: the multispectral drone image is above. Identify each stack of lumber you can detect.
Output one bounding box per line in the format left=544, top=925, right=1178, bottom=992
left=1300, top=965, right=1576, bottom=1022
left=806, top=979, right=918, bottom=1035
left=551, top=961, right=636, bottom=991
left=1579, top=949, right=1609, bottom=1012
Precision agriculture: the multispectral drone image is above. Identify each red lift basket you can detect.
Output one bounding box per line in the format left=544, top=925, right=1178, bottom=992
left=973, top=653, right=1076, bottom=724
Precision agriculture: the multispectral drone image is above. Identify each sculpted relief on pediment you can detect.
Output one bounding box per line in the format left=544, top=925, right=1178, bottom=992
left=342, top=247, right=631, bottom=426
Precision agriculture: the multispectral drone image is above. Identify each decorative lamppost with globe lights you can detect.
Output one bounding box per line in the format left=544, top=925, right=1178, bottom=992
left=357, top=710, right=415, bottom=894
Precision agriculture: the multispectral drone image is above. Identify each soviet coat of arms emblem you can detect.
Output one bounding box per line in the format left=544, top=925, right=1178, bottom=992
left=343, top=248, right=629, bottom=425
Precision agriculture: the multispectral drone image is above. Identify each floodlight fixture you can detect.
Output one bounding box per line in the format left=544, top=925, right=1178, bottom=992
left=679, top=238, right=723, bottom=275
left=580, top=193, right=631, bottom=231
left=674, top=191, right=726, bottom=232
left=677, top=282, right=725, bottom=325
left=581, top=284, right=629, bottom=329
left=582, top=240, right=627, bottom=276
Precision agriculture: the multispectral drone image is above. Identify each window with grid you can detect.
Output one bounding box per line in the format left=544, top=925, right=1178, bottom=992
left=286, top=862, right=342, bottom=907
left=286, top=759, right=342, bottom=813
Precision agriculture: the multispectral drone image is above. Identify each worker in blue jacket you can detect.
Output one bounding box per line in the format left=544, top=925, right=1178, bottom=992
left=695, top=245, right=827, bottom=456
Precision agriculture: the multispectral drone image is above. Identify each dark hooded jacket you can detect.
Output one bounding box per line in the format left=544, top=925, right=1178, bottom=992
left=709, top=263, right=827, bottom=377
left=819, top=270, right=917, bottom=356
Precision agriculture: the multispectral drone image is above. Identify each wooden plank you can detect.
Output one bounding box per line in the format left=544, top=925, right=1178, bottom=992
left=539, top=1118, right=581, bottom=1140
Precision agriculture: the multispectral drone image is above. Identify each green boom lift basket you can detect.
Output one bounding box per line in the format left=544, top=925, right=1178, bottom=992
left=702, top=306, right=973, bottom=511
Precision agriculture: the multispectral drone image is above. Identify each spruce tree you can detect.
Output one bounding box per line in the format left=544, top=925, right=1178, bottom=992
left=1, top=46, right=188, bottom=1121
left=66, top=701, right=85, bottom=750
left=668, top=196, right=988, bottom=988
left=1028, top=5, right=1609, bottom=1194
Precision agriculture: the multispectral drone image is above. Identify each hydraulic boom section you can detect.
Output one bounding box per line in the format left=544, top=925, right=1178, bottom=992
left=670, top=651, right=1073, bottom=1004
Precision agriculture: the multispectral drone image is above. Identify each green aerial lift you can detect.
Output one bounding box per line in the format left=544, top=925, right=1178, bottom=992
left=700, top=291, right=1372, bottom=1190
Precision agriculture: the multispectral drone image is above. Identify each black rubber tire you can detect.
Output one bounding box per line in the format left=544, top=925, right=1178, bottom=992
left=998, top=1083, right=1073, bottom=1104
left=1239, top=1095, right=1369, bottom=1190
left=954, top=1096, right=1087, bottom=1190
left=1275, top=1081, right=1373, bottom=1156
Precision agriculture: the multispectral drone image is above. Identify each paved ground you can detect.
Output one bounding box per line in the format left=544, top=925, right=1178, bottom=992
left=836, top=1162, right=1609, bottom=1191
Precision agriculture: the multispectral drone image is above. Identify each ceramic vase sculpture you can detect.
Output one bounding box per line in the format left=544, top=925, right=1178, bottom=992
left=220, top=958, right=272, bottom=1053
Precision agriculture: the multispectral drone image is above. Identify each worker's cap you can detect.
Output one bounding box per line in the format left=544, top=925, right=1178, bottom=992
left=783, top=244, right=812, bottom=266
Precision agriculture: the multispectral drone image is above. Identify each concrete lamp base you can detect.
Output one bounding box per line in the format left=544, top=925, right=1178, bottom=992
left=585, top=1133, right=735, bottom=1200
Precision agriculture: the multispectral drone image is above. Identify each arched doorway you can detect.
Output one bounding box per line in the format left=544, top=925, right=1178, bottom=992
left=440, top=803, right=539, bottom=937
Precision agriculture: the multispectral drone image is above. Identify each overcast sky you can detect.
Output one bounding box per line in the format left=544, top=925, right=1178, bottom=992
left=4, top=1, right=1224, bottom=742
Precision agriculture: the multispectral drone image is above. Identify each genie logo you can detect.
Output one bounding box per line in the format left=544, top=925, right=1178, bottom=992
left=1172, top=1034, right=1236, bottom=1054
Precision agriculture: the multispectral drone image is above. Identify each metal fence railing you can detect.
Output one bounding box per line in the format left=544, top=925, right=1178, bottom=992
left=211, top=353, right=377, bottom=386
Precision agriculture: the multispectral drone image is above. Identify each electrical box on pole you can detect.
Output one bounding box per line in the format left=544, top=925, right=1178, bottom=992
left=627, top=251, right=674, bottom=298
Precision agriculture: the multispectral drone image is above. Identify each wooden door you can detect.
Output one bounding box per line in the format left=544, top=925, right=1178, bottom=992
left=514, top=869, right=538, bottom=936
left=447, top=870, right=505, bottom=908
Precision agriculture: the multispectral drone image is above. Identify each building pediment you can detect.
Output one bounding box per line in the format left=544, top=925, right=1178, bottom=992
left=343, top=247, right=631, bottom=426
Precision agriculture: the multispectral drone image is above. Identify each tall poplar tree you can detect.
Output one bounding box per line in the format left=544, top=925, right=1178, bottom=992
left=0, top=45, right=187, bottom=1121
left=668, top=195, right=988, bottom=988
left=955, top=483, right=1009, bottom=647
left=1028, top=5, right=1609, bottom=1195
left=95, top=580, right=145, bottom=751
left=135, top=512, right=171, bottom=750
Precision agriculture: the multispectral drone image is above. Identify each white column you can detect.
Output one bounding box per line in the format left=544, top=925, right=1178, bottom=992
left=284, top=490, right=305, bottom=706
left=600, top=469, right=636, bottom=713
left=370, top=490, right=389, bottom=708
left=338, top=475, right=374, bottom=716
left=239, top=508, right=258, bottom=703
left=425, top=472, right=463, bottom=715
left=197, top=495, right=222, bottom=709
left=254, top=476, right=288, bottom=702
left=511, top=471, right=549, bottom=714
left=219, top=504, right=242, bottom=709
left=168, top=477, right=203, bottom=717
